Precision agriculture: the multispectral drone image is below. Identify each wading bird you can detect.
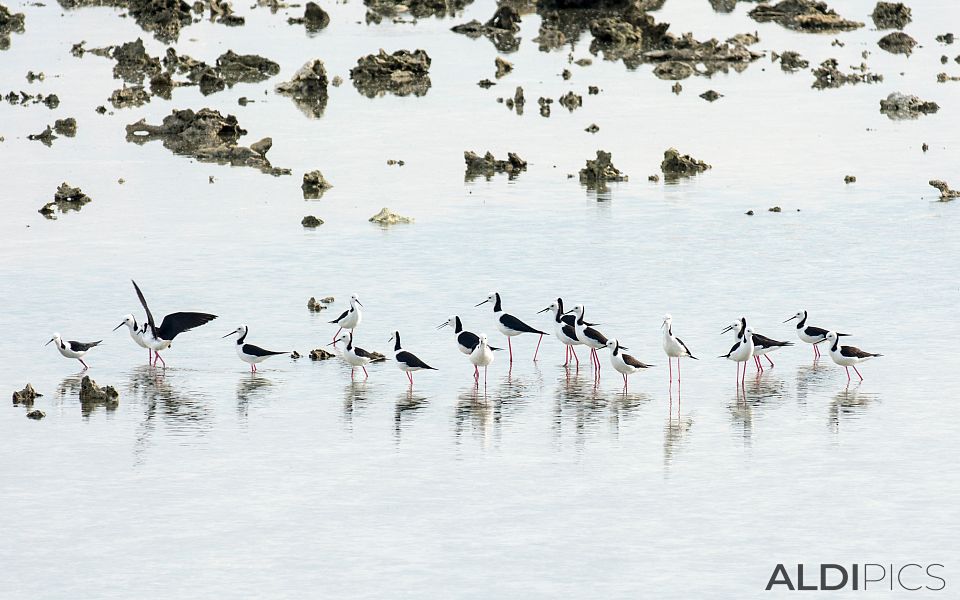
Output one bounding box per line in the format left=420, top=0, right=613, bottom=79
left=132, top=280, right=218, bottom=368
left=222, top=325, right=286, bottom=372
left=388, top=331, right=436, bottom=385
left=330, top=294, right=362, bottom=344
left=824, top=331, right=881, bottom=382
left=662, top=314, right=697, bottom=382
left=46, top=333, right=101, bottom=370
left=606, top=339, right=653, bottom=390
left=722, top=317, right=792, bottom=372
left=783, top=310, right=848, bottom=360
left=476, top=292, right=548, bottom=363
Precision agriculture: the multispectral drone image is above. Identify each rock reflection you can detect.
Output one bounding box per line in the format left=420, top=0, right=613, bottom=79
left=828, top=385, right=880, bottom=433
left=394, top=389, right=428, bottom=445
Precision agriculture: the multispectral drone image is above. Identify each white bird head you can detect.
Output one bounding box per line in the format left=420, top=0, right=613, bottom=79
left=661, top=314, right=673, bottom=329
left=784, top=310, right=805, bottom=323
left=475, top=292, right=499, bottom=308
left=113, top=314, right=136, bottom=331
left=567, top=304, right=585, bottom=317
left=478, top=333, right=489, bottom=346
left=45, top=333, right=61, bottom=346
left=350, top=294, right=362, bottom=307
left=825, top=331, right=838, bottom=342
left=537, top=300, right=560, bottom=316
left=329, top=333, right=352, bottom=347
left=221, top=324, right=248, bottom=339
left=721, top=317, right=747, bottom=335
left=437, top=316, right=459, bottom=330
left=744, top=327, right=755, bottom=338
left=605, top=338, right=619, bottom=350
left=388, top=331, right=399, bottom=345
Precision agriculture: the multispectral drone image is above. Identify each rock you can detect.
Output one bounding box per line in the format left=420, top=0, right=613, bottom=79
left=26, top=409, right=45, bottom=420
left=575, top=58, right=593, bottom=66
left=660, top=147, right=711, bottom=178
left=331, top=75, right=342, bottom=86
left=39, top=182, right=92, bottom=218
left=558, top=91, right=582, bottom=111
left=699, top=89, right=722, bottom=101
left=79, top=375, right=119, bottom=405
left=109, top=84, right=151, bottom=108
left=579, top=150, right=627, bottom=188
left=648, top=174, right=660, bottom=182
left=451, top=6, right=520, bottom=53
left=54, top=117, right=77, bottom=136
left=309, top=347, right=334, bottom=360
left=937, top=72, right=960, bottom=82
left=302, top=170, right=332, bottom=198
left=28, top=125, right=57, bottom=146
left=464, top=150, right=527, bottom=180
left=512, top=86, right=525, bottom=114
left=929, top=180, right=960, bottom=201
left=879, top=92, right=939, bottom=119
left=216, top=50, right=280, bottom=85
left=290, top=351, right=301, bottom=359
left=745, top=210, right=754, bottom=215
left=538, top=96, right=552, bottom=117
left=26, top=70, right=45, bottom=82
left=936, top=33, right=954, bottom=45
left=769, top=206, right=782, bottom=212
left=812, top=58, right=883, bottom=89
left=307, top=297, right=330, bottom=312
left=125, top=108, right=290, bottom=176
left=878, top=31, right=916, bottom=54
left=288, top=1, right=329, bottom=30
left=368, top=207, right=413, bottom=225
left=495, top=56, right=513, bottom=78
left=776, top=50, right=808, bottom=71
left=12, top=383, right=41, bottom=405
left=871, top=2, right=911, bottom=29
left=671, top=82, right=682, bottom=94
left=0, top=4, right=26, bottom=50
left=350, top=49, right=431, bottom=98
left=58, top=0, right=193, bottom=43
left=275, top=59, right=329, bottom=119
left=922, top=143, right=929, bottom=152
left=585, top=123, right=599, bottom=133
left=301, top=215, right=323, bottom=227
left=653, top=61, right=694, bottom=80
left=209, top=0, right=245, bottom=26
left=748, top=0, right=863, bottom=33
left=478, top=78, right=495, bottom=88
left=250, top=136, right=272, bottom=156
left=111, top=38, right=162, bottom=84
left=588, top=85, right=599, bottom=94
left=43, top=94, right=60, bottom=109
left=366, top=0, right=472, bottom=21
left=844, top=175, right=856, bottom=183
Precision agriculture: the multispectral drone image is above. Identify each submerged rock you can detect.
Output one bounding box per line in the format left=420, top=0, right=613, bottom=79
left=26, top=409, right=45, bottom=419
left=558, top=90, right=582, bottom=110
left=54, top=117, right=77, bottom=136
left=79, top=375, right=119, bottom=404
left=365, top=0, right=472, bottom=22
left=301, top=215, right=323, bottom=228
left=0, top=3, right=26, bottom=50
left=579, top=150, right=627, bottom=188
left=878, top=31, right=916, bottom=54
left=463, top=150, right=527, bottom=180
left=660, top=147, right=711, bottom=178
left=125, top=108, right=290, bottom=176
left=700, top=89, right=722, bottom=101
left=369, top=207, right=413, bottom=225
left=39, top=182, right=92, bottom=218
left=12, top=383, right=41, bottom=406
left=451, top=6, right=519, bottom=52
left=929, top=180, right=960, bottom=201
left=350, top=49, right=431, bottom=98
left=28, top=125, right=57, bottom=146
left=879, top=92, right=939, bottom=119
left=844, top=175, right=856, bottom=183
left=288, top=1, right=329, bottom=30
left=495, top=56, right=513, bottom=78
left=812, top=58, right=883, bottom=89
left=58, top=0, right=193, bottom=43
left=309, top=347, right=334, bottom=360
left=748, top=0, right=863, bottom=32
left=774, top=50, right=809, bottom=71
left=302, top=169, right=332, bottom=198
left=871, top=2, right=911, bottom=29
left=275, top=59, right=329, bottom=119
left=216, top=50, right=280, bottom=85
left=109, top=84, right=151, bottom=108
left=307, top=296, right=332, bottom=312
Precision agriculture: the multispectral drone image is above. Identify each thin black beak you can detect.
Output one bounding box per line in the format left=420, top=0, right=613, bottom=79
left=44, top=338, right=53, bottom=346
left=112, top=322, right=125, bottom=331
left=563, top=308, right=575, bottom=315
left=221, top=331, right=236, bottom=338
left=326, top=340, right=337, bottom=346
left=436, top=322, right=449, bottom=330
left=783, top=316, right=798, bottom=323
left=355, top=300, right=363, bottom=307
left=721, top=325, right=734, bottom=334
left=537, top=307, right=550, bottom=314
left=475, top=299, right=490, bottom=307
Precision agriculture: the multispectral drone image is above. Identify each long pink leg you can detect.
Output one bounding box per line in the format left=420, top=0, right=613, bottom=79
left=766, top=355, right=774, bottom=367
left=845, top=366, right=850, bottom=381
left=332, top=327, right=342, bottom=343
left=741, top=361, right=746, bottom=386
left=564, top=345, right=569, bottom=366
left=407, top=372, right=413, bottom=385
left=155, top=353, right=166, bottom=368
left=351, top=368, right=355, bottom=380
left=80, top=359, right=89, bottom=370
left=362, top=366, right=368, bottom=379
left=571, top=346, right=579, bottom=367
left=474, top=365, right=479, bottom=379
left=678, top=357, right=681, bottom=382
left=853, top=366, right=863, bottom=381
left=669, top=358, right=673, bottom=381
left=508, top=337, right=513, bottom=363
left=533, top=334, right=542, bottom=361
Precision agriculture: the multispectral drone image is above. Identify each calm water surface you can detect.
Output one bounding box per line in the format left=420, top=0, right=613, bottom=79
left=1, top=0, right=959, bottom=597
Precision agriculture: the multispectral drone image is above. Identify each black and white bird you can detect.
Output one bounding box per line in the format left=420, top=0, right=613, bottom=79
left=329, top=294, right=362, bottom=344
left=606, top=339, right=653, bottom=390
left=566, top=305, right=612, bottom=377
left=719, top=326, right=755, bottom=387
left=783, top=310, right=849, bottom=359
left=113, top=314, right=152, bottom=363
left=661, top=314, right=697, bottom=382
left=388, top=331, right=436, bottom=385
left=824, top=331, right=881, bottom=382
left=329, top=332, right=376, bottom=379
left=476, top=292, right=548, bottom=363
left=722, top=317, right=793, bottom=372
left=437, top=315, right=500, bottom=377
left=469, top=333, right=495, bottom=386
left=222, top=325, right=286, bottom=372
left=537, top=298, right=590, bottom=367
left=132, top=280, right=218, bottom=368
left=46, top=333, right=101, bottom=370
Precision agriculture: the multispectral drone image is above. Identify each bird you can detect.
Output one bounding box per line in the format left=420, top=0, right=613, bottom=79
left=566, top=305, right=612, bottom=378
left=537, top=298, right=583, bottom=367
left=132, top=280, right=218, bottom=368
left=222, top=325, right=286, bottom=372
left=722, top=317, right=793, bottom=372
left=606, top=339, right=653, bottom=390
left=113, top=314, right=152, bottom=363
left=437, top=315, right=500, bottom=378
left=469, top=333, right=495, bottom=386
left=783, top=310, right=849, bottom=359
left=388, top=330, right=436, bottom=385
left=824, top=331, right=881, bottom=382
left=329, top=332, right=376, bottom=379
left=46, top=333, right=101, bottom=370
left=719, top=326, right=755, bottom=387
left=329, top=294, right=362, bottom=344
left=476, top=292, right=548, bottom=363
left=661, top=314, right=698, bottom=382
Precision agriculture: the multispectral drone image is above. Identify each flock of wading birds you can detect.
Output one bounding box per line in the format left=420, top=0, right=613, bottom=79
left=44, top=282, right=883, bottom=390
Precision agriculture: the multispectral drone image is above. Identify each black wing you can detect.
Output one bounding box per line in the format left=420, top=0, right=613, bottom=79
left=242, top=343, right=286, bottom=357
left=753, top=333, right=792, bottom=349
left=397, top=350, right=435, bottom=369
left=804, top=325, right=829, bottom=338
left=561, top=314, right=598, bottom=327
left=157, top=312, right=218, bottom=340
left=720, top=340, right=741, bottom=358
left=561, top=324, right=579, bottom=341
left=69, top=340, right=101, bottom=352
left=132, top=279, right=155, bottom=328
left=582, top=327, right=607, bottom=345
left=329, top=309, right=349, bottom=325
left=840, top=345, right=881, bottom=359
left=353, top=345, right=377, bottom=359
left=622, top=353, right=652, bottom=369
left=677, top=337, right=698, bottom=359
left=500, top=313, right=547, bottom=335
left=457, top=331, right=480, bottom=351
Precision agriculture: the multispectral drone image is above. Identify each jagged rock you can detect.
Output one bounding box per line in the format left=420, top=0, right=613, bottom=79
left=39, top=182, right=92, bottom=218
left=350, top=49, right=431, bottom=98
left=878, top=31, right=916, bottom=54
left=79, top=375, right=119, bottom=404
left=929, top=180, right=960, bottom=201
left=58, top=0, right=193, bottom=43
left=288, top=1, right=329, bottom=30
left=558, top=91, right=582, bottom=110
left=660, top=147, right=711, bottom=178
left=451, top=6, right=519, bottom=53
left=585, top=123, right=599, bottom=133
left=871, top=2, right=911, bottom=29
left=648, top=174, right=660, bottom=182
left=365, top=0, right=472, bottom=22
left=54, top=117, right=77, bottom=136
left=879, top=92, right=939, bottom=119
left=495, top=56, right=513, bottom=78
left=111, top=38, right=162, bottom=83
left=937, top=72, right=960, bottom=82
left=936, top=33, right=954, bottom=45
left=250, top=136, right=272, bottom=156
left=769, top=206, right=782, bottom=212
left=28, top=125, right=57, bottom=146
left=0, top=3, right=26, bottom=50
left=26, top=409, right=45, bottom=419
left=290, top=351, right=301, bottom=359
left=302, top=170, right=332, bottom=199
left=538, top=96, right=552, bottom=117
left=653, top=61, right=694, bottom=80
left=748, top=0, right=863, bottom=33
left=109, top=85, right=150, bottom=108
left=12, top=384, right=41, bottom=405
left=700, top=89, right=722, bottom=101
left=275, top=59, right=329, bottom=119
left=775, top=50, right=809, bottom=71
left=579, top=150, right=627, bottom=188
left=307, top=296, right=332, bottom=312
left=216, top=50, right=280, bottom=84
left=478, top=78, right=495, bottom=88
left=812, top=58, right=883, bottom=89
left=368, top=207, right=413, bottom=225
left=464, top=150, right=527, bottom=180
left=309, top=347, right=334, bottom=360
left=125, top=108, right=290, bottom=176
left=301, top=215, right=323, bottom=227
left=844, top=175, right=856, bottom=183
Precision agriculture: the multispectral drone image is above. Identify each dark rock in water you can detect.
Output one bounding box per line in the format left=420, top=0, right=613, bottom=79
left=309, top=348, right=334, bottom=360
left=54, top=117, right=77, bottom=136
left=588, top=85, right=599, bottom=94
left=579, top=150, right=627, bottom=189
left=216, top=50, right=280, bottom=85
left=125, top=108, right=291, bottom=176
left=301, top=215, right=323, bottom=227
left=464, top=150, right=527, bottom=180
left=660, top=147, right=711, bottom=178
left=58, top=0, right=192, bottom=43
left=585, top=123, right=599, bottom=133
left=936, top=33, right=954, bottom=45
left=648, top=174, right=660, bottom=182
left=871, top=2, right=911, bottom=30
left=111, top=38, right=162, bottom=83
left=209, top=0, right=245, bottom=26
left=451, top=6, right=520, bottom=53
left=26, top=409, right=45, bottom=420
left=774, top=50, right=808, bottom=71
left=671, top=82, right=682, bottom=94
left=250, top=137, right=272, bottom=156
left=533, top=24, right=565, bottom=52
left=877, top=31, right=916, bottom=54
left=590, top=17, right=642, bottom=46
left=43, top=93, right=59, bottom=109
left=350, top=49, right=431, bottom=98
left=922, top=142, right=929, bottom=152
left=110, top=84, right=151, bottom=108
left=79, top=375, right=119, bottom=404
left=653, top=61, right=694, bottom=80
left=812, top=58, right=882, bottom=89
left=495, top=56, right=513, bottom=78
left=512, top=86, right=525, bottom=114
left=307, top=296, right=331, bottom=312
left=643, top=33, right=763, bottom=77
left=879, top=92, right=939, bottom=119
left=302, top=170, right=332, bottom=199
left=366, top=0, right=472, bottom=22
left=275, top=59, right=329, bottom=119
left=39, top=182, right=92, bottom=218
left=844, top=175, right=856, bottom=183
left=769, top=206, right=782, bottom=212
left=477, top=78, right=495, bottom=88
left=12, top=383, right=42, bottom=406
left=28, top=125, right=57, bottom=146
left=748, top=0, right=863, bottom=33
left=937, top=72, right=960, bottom=82
left=699, top=89, right=722, bottom=101
left=538, top=96, right=552, bottom=117
left=745, top=210, right=754, bottom=215
left=929, top=180, right=960, bottom=201
left=558, top=90, right=582, bottom=111
left=290, top=351, right=301, bottom=359
left=0, top=3, right=26, bottom=50
left=288, top=1, right=330, bottom=31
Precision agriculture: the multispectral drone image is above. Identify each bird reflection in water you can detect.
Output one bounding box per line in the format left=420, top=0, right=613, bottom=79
left=394, top=389, right=428, bottom=445
left=728, top=374, right=789, bottom=444
left=795, top=361, right=833, bottom=406
left=828, top=384, right=880, bottom=433
left=454, top=386, right=495, bottom=447
left=236, top=374, right=274, bottom=420
left=664, top=385, right=693, bottom=470
left=343, top=380, right=372, bottom=429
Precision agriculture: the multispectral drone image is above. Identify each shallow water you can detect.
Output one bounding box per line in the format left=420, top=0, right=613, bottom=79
left=2, top=0, right=959, bottom=597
